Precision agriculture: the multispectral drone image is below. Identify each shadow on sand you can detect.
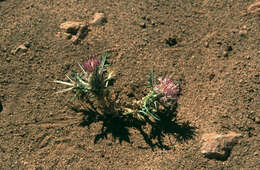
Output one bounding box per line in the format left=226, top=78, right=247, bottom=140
left=70, top=102, right=197, bottom=150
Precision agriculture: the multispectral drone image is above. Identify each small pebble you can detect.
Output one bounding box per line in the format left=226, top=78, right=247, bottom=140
left=11, top=42, right=31, bottom=54
left=248, top=2, right=260, bottom=14
left=204, top=41, right=209, bottom=48
left=59, top=21, right=88, bottom=44
left=239, top=30, right=247, bottom=36
left=139, top=22, right=146, bottom=29
left=223, top=51, right=228, bottom=57
left=255, top=116, right=260, bottom=124
left=71, top=35, right=79, bottom=44
left=60, top=21, right=86, bottom=35
left=241, top=25, right=247, bottom=29
left=245, top=55, right=251, bottom=60
left=89, top=13, right=106, bottom=26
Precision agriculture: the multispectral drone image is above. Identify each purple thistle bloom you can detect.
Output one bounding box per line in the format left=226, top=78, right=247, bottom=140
left=154, top=77, right=180, bottom=103
left=82, top=57, right=100, bottom=72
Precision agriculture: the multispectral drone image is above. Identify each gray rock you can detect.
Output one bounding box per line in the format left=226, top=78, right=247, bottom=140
left=200, top=132, right=242, bottom=160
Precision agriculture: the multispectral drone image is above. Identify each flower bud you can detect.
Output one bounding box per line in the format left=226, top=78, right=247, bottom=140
left=82, top=57, right=100, bottom=72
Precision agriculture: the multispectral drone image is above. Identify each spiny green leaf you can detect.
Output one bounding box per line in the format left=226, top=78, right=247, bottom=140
left=98, top=53, right=108, bottom=74
left=149, top=69, right=154, bottom=89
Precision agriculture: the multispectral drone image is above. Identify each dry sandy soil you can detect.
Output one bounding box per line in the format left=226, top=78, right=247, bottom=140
left=0, top=0, right=259, bottom=169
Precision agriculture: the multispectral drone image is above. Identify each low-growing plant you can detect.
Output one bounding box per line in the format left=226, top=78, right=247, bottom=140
left=54, top=53, right=114, bottom=114
left=54, top=54, right=180, bottom=122
left=123, top=70, right=180, bottom=121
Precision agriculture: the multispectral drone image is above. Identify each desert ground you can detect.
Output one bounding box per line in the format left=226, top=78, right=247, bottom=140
left=0, top=0, right=259, bottom=169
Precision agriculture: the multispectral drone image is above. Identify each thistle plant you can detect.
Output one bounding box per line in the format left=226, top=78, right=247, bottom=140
left=54, top=55, right=180, bottom=122
left=54, top=53, right=114, bottom=111
left=124, top=70, right=180, bottom=121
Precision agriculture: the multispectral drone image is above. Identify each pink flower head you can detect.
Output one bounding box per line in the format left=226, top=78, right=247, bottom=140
left=154, top=77, right=180, bottom=102
left=82, top=57, right=100, bottom=72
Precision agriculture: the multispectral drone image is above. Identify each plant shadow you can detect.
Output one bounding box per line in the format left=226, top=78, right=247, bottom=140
left=70, top=105, right=146, bottom=144
left=93, top=115, right=142, bottom=144
left=148, top=103, right=197, bottom=150
left=70, top=102, right=196, bottom=150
